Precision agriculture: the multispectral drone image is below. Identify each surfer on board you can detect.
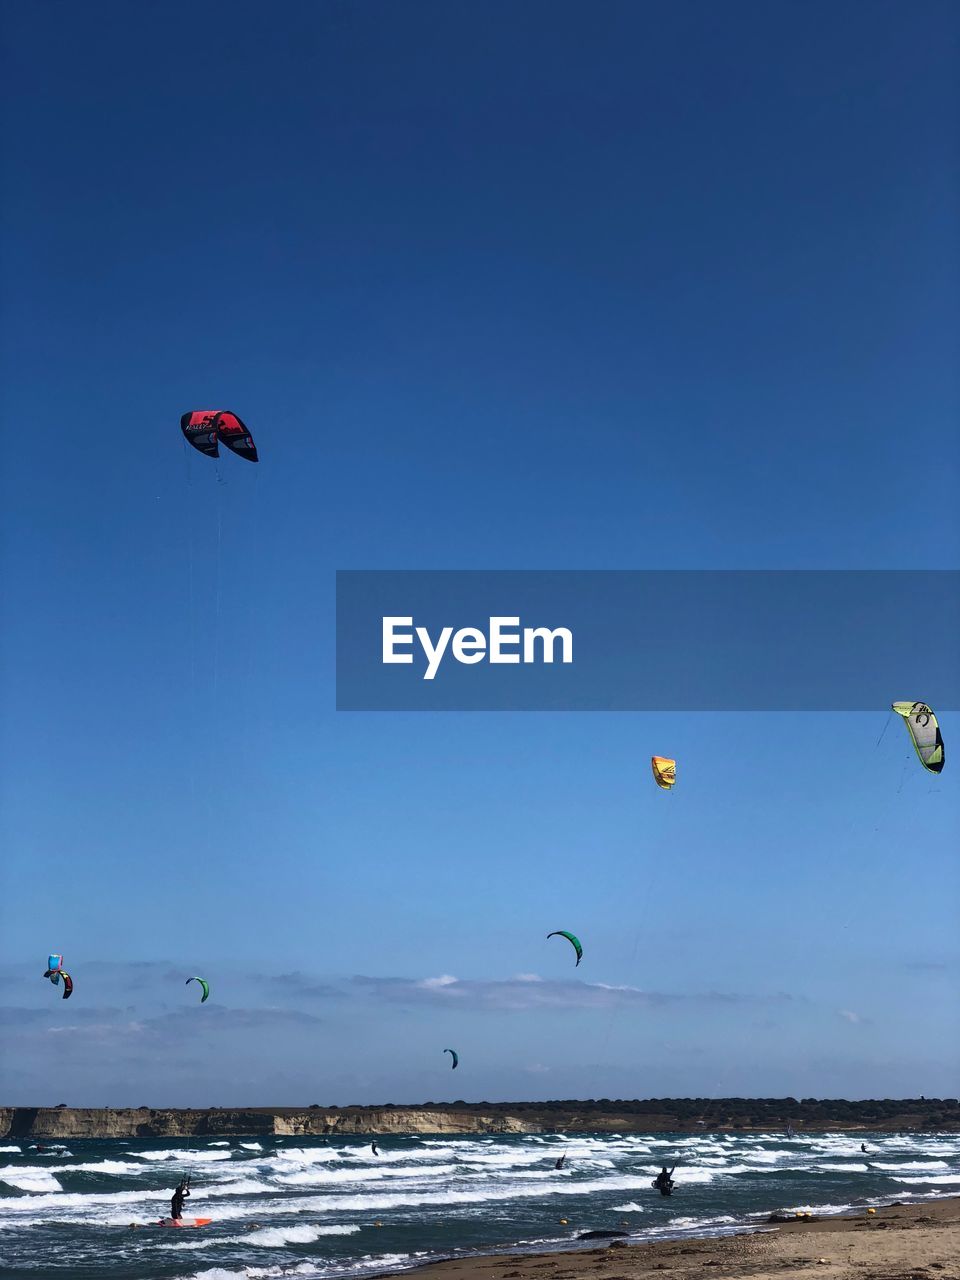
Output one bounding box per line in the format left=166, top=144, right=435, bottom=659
left=170, top=1177, right=190, bottom=1221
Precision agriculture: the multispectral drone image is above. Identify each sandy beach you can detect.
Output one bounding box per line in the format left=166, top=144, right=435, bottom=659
left=402, top=1198, right=960, bottom=1280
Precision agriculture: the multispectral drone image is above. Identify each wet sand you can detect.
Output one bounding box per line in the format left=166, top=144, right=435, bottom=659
left=401, top=1197, right=959, bottom=1280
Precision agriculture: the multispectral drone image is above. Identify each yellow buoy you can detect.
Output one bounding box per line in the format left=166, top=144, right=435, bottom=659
left=559, top=1218, right=568, bottom=1225
left=867, top=1208, right=876, bottom=1215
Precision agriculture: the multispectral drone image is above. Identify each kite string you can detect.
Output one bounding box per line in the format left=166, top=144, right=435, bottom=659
left=213, top=459, right=224, bottom=707
left=243, top=466, right=261, bottom=746
left=184, top=440, right=197, bottom=808
left=206, top=459, right=225, bottom=856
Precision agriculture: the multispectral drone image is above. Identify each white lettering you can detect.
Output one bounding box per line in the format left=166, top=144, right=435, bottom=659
left=452, top=627, right=487, bottom=665
left=489, top=616, right=521, bottom=664
left=383, top=618, right=573, bottom=680
left=416, top=625, right=453, bottom=681
left=382, top=617, right=414, bottom=664
left=523, top=626, right=573, bottom=664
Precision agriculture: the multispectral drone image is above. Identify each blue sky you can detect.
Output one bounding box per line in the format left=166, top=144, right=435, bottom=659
left=0, top=0, right=957, bottom=1106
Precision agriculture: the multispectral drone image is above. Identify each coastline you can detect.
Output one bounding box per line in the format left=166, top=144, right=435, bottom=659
left=3, top=1100, right=958, bottom=1140
left=395, top=1197, right=960, bottom=1280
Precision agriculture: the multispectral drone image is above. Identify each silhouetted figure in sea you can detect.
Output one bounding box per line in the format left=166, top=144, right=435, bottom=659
left=652, top=1165, right=676, bottom=1196
left=170, top=1178, right=189, bottom=1221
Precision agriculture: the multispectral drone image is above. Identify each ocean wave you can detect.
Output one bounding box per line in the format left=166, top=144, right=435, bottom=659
left=893, top=1173, right=960, bottom=1184
left=245, top=1224, right=362, bottom=1247
left=666, top=1215, right=738, bottom=1227
left=871, top=1160, right=949, bottom=1170
left=65, top=1160, right=147, bottom=1176
left=172, top=1266, right=320, bottom=1280
left=272, top=1148, right=345, bottom=1165
left=270, top=1163, right=460, bottom=1188
left=274, top=1171, right=688, bottom=1215
left=134, top=1150, right=234, bottom=1163
left=0, top=1170, right=63, bottom=1193
left=173, top=1257, right=421, bottom=1280
left=4, top=1129, right=958, bottom=1278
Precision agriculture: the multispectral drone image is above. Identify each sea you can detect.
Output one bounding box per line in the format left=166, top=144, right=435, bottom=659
left=1, top=1130, right=958, bottom=1280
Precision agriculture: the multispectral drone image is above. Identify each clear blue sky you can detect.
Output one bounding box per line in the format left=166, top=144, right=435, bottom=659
left=1, top=0, right=957, bottom=1107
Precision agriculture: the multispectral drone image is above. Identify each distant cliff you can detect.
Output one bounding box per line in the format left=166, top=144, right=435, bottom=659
left=2, top=1097, right=957, bottom=1140
left=0, top=1107, right=534, bottom=1140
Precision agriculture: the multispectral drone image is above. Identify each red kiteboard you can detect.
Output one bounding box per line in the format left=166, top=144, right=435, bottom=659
left=158, top=1217, right=212, bottom=1228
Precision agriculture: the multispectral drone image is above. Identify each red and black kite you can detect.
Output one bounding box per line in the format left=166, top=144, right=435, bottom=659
left=180, top=411, right=258, bottom=463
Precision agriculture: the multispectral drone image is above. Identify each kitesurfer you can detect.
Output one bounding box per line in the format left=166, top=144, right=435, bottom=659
left=170, top=1177, right=190, bottom=1221
left=860, top=1143, right=867, bottom=1153
left=371, top=1142, right=379, bottom=1156
left=555, top=1155, right=566, bottom=1170
left=652, top=1165, right=676, bottom=1196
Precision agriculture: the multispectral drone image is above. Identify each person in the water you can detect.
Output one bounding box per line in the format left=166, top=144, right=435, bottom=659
left=371, top=1142, right=379, bottom=1156
left=555, top=1154, right=566, bottom=1170
left=652, top=1165, right=676, bottom=1196
left=170, top=1177, right=190, bottom=1221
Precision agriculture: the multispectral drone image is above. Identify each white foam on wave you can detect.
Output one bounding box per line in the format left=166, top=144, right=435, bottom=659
left=134, top=1149, right=234, bottom=1163
left=270, top=1163, right=459, bottom=1189
left=609, top=1201, right=644, bottom=1212
left=171, top=1266, right=319, bottom=1280
left=639, top=1165, right=719, bottom=1184
left=894, top=1173, right=960, bottom=1185
left=245, top=1223, right=362, bottom=1246
left=456, top=1150, right=546, bottom=1168
left=240, top=1143, right=263, bottom=1151
left=272, top=1147, right=345, bottom=1165
left=209, top=1142, right=231, bottom=1148
left=505, top=1170, right=568, bottom=1182
left=785, top=1200, right=868, bottom=1216
left=173, top=1259, right=428, bottom=1280
left=0, top=1170, right=63, bottom=1193
left=284, top=1170, right=695, bottom=1215
left=0, top=1145, right=21, bottom=1153
left=816, top=1162, right=869, bottom=1173
left=0, top=1181, right=278, bottom=1226
left=165, top=1222, right=363, bottom=1256
left=666, top=1214, right=737, bottom=1227
left=67, top=1160, right=146, bottom=1176
left=207, top=1178, right=276, bottom=1197
left=871, top=1160, right=948, bottom=1171
left=0, top=1187, right=153, bottom=1216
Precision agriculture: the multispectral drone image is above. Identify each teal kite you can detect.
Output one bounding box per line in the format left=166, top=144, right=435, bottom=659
left=547, top=931, right=583, bottom=966
left=186, top=976, right=210, bottom=1003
